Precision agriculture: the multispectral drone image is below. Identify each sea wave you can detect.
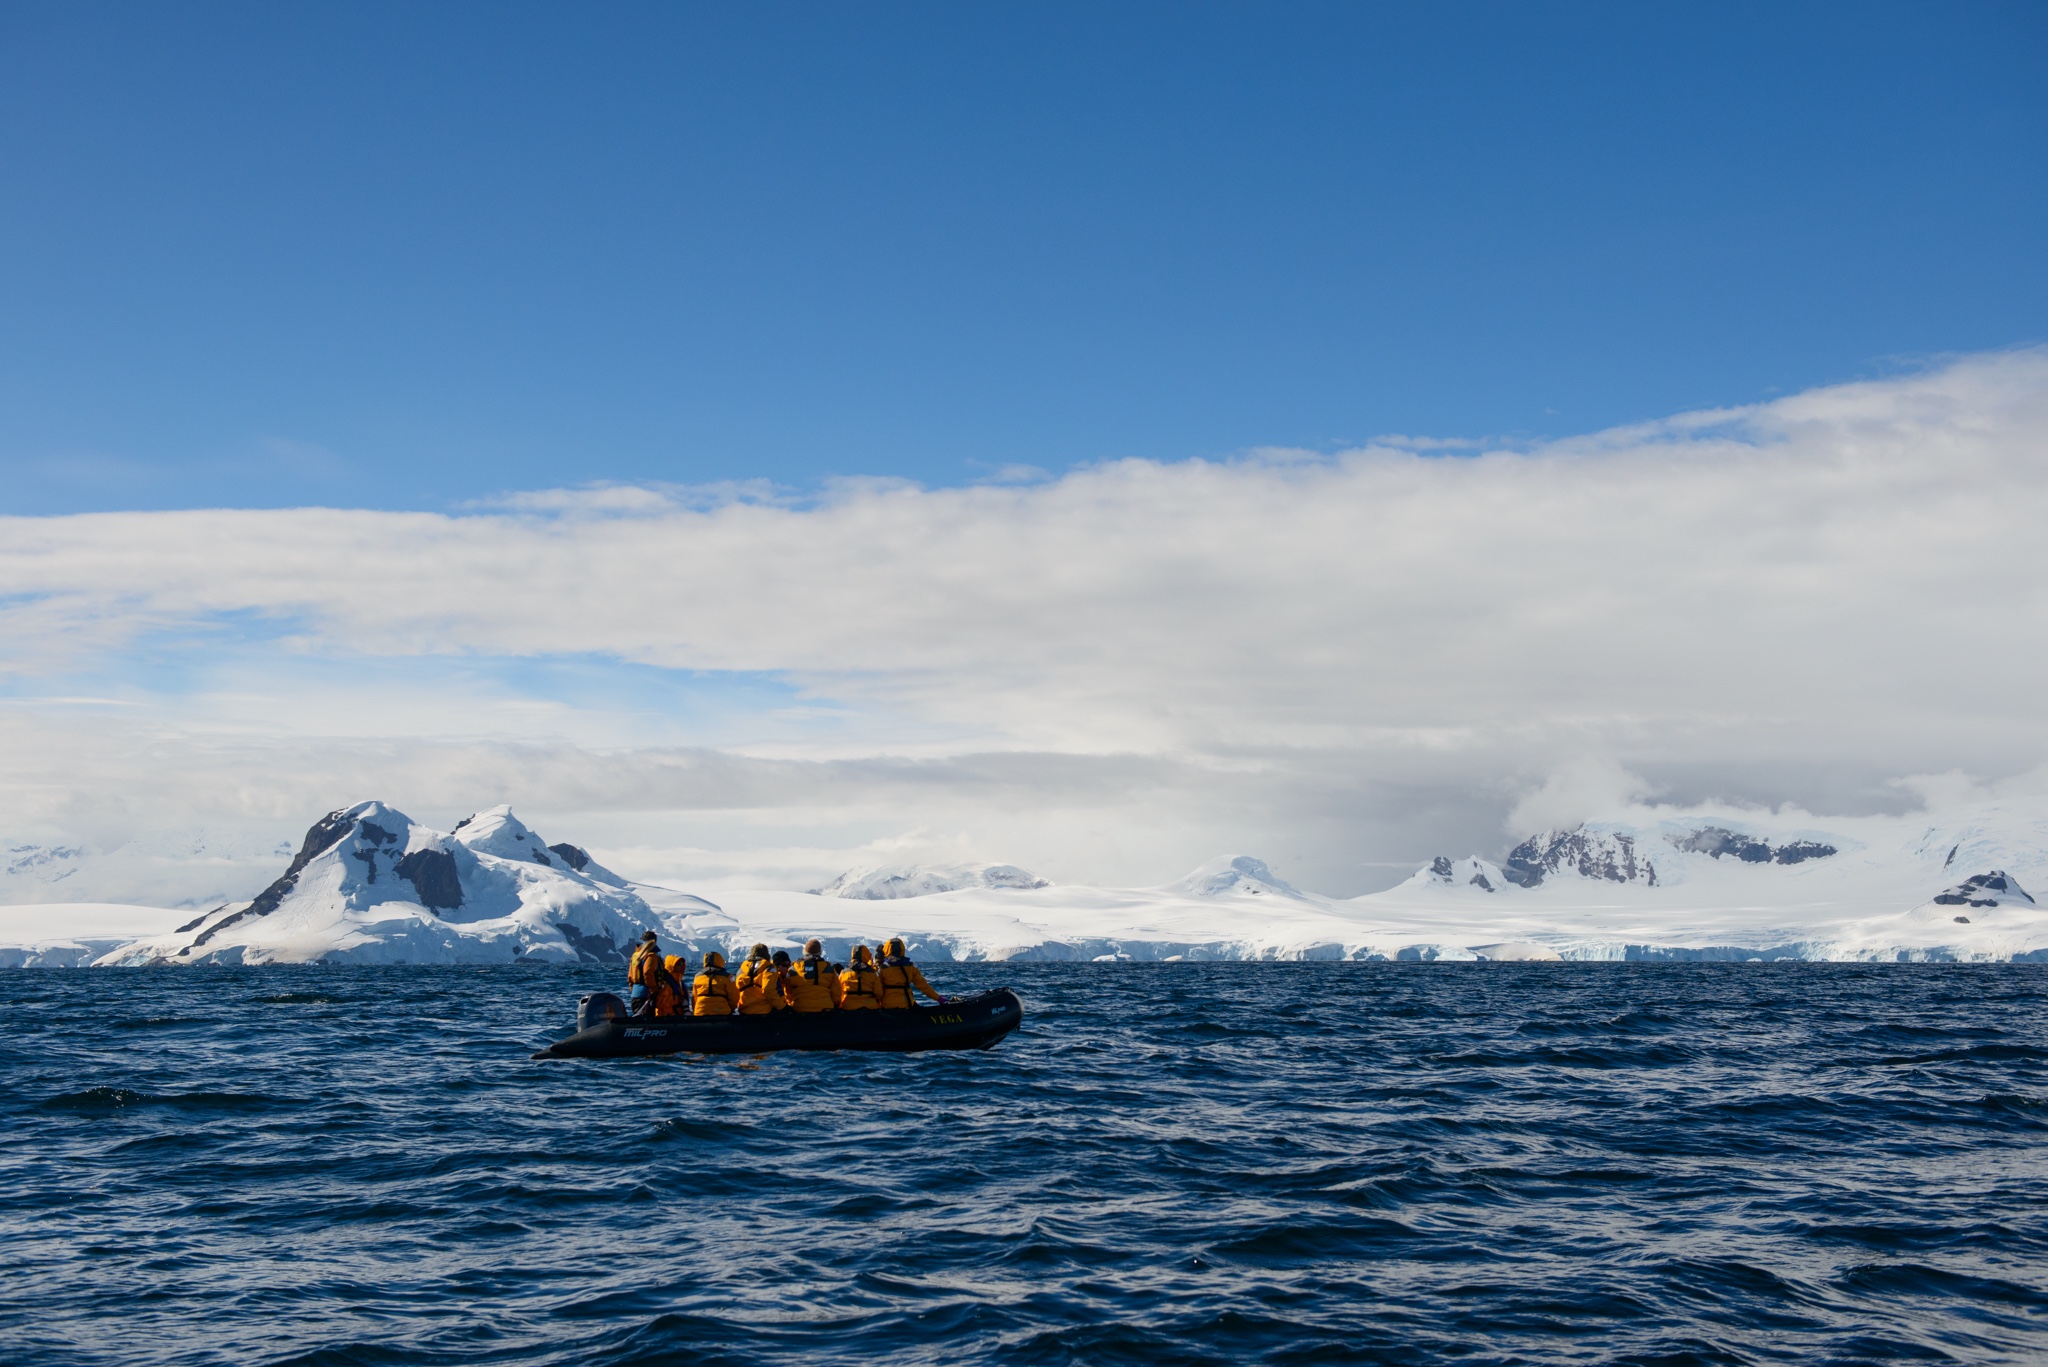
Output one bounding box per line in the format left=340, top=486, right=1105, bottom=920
left=2, top=962, right=2046, bottom=1364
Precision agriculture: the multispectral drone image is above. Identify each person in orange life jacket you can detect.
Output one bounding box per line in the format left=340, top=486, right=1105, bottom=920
left=734, top=943, right=787, bottom=1014
left=786, top=939, right=841, bottom=1012
left=646, top=954, right=689, bottom=1016
left=692, top=950, right=743, bottom=1016
left=627, top=932, right=683, bottom=1017
left=838, top=944, right=883, bottom=1010
left=876, top=937, right=949, bottom=1007
left=626, top=932, right=660, bottom=996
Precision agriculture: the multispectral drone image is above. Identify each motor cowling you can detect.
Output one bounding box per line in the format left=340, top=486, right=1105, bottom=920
left=578, top=992, right=629, bottom=1033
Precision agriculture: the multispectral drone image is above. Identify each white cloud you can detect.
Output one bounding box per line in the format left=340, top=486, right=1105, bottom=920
left=2, top=350, right=2046, bottom=895
left=1507, top=759, right=1657, bottom=837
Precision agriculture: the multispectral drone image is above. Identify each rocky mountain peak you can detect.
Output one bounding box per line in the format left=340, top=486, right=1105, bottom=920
left=1932, top=870, right=2034, bottom=910
left=1671, top=827, right=1837, bottom=865
left=449, top=804, right=557, bottom=866
left=1503, top=828, right=1657, bottom=889
left=1426, top=855, right=1504, bottom=893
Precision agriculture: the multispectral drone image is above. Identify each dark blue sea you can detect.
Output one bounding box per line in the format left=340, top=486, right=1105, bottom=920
left=4, top=964, right=2047, bottom=1366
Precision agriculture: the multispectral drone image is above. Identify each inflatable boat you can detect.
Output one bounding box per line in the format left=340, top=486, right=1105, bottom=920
left=533, top=987, right=1024, bottom=1059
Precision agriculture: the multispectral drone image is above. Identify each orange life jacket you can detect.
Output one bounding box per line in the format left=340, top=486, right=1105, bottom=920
left=838, top=961, right=882, bottom=1010
left=787, top=955, right=840, bottom=1012
left=734, top=957, right=786, bottom=1014
left=639, top=950, right=686, bottom=1017
left=650, top=974, right=686, bottom=1016
left=691, top=965, right=741, bottom=1016
left=877, top=955, right=938, bottom=1009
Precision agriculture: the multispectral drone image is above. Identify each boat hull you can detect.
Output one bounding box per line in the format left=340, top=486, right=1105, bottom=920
left=533, top=987, right=1024, bottom=1059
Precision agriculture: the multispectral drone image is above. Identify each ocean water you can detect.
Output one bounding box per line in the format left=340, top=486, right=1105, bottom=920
left=3, top=963, right=2046, bottom=1366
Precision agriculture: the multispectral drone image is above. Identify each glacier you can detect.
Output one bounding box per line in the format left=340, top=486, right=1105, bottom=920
left=6, top=797, right=2048, bottom=966
left=813, top=863, right=1050, bottom=899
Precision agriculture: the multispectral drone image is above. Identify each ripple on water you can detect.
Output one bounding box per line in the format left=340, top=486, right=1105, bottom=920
left=36, top=1087, right=293, bottom=1114
left=2, top=962, right=2048, bottom=1365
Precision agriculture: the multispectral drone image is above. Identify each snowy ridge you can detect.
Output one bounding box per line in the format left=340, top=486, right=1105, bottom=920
left=1164, top=855, right=1309, bottom=900
left=9, top=797, right=2048, bottom=966
left=813, top=864, right=1049, bottom=899
left=0, top=903, right=196, bottom=969
left=1365, top=803, right=2048, bottom=962
left=638, top=802, right=2048, bottom=964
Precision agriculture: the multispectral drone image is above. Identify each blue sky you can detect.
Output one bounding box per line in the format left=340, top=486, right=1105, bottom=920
left=4, top=5, right=2048, bottom=898
left=2, top=1, right=2042, bottom=514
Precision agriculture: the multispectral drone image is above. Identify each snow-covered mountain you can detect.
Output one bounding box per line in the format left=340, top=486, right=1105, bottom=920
left=1499, top=828, right=1661, bottom=887
left=1165, top=855, right=1309, bottom=900
left=667, top=803, right=2048, bottom=964
left=1422, top=856, right=1510, bottom=894
left=1370, top=803, right=2048, bottom=961
left=94, top=802, right=659, bottom=966
left=1929, top=871, right=2034, bottom=911
left=10, top=796, right=2048, bottom=967
left=813, top=863, right=1049, bottom=899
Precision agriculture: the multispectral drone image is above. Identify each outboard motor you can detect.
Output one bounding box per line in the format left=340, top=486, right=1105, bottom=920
left=578, top=992, right=629, bottom=1033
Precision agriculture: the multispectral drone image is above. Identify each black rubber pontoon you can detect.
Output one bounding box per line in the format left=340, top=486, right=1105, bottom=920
left=533, top=987, right=1024, bottom=1059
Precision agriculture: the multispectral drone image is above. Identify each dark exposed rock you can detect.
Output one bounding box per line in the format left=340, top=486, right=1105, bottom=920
left=1425, top=855, right=1494, bottom=890
left=554, top=922, right=628, bottom=965
left=1945, top=843, right=1959, bottom=869
left=397, top=848, right=463, bottom=912
left=549, top=842, right=591, bottom=872
left=983, top=866, right=1052, bottom=890
left=1672, top=827, right=1836, bottom=865
left=1675, top=827, right=1774, bottom=862
left=351, top=849, right=378, bottom=883
left=1503, top=829, right=1656, bottom=888
left=357, top=820, right=398, bottom=847
left=173, top=904, right=226, bottom=935
left=529, top=847, right=553, bottom=867
left=1932, top=871, right=2032, bottom=909
left=186, top=807, right=360, bottom=951
left=1954, top=916, right=1971, bottom=924
left=1502, top=845, right=1542, bottom=887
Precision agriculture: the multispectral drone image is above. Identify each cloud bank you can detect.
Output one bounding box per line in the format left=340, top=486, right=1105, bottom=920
left=3, top=351, right=2045, bottom=895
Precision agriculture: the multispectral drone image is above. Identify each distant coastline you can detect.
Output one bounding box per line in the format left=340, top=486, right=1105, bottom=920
left=6, top=796, right=2047, bottom=968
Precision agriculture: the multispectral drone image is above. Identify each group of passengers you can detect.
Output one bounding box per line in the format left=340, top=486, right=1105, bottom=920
left=625, top=934, right=949, bottom=1018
